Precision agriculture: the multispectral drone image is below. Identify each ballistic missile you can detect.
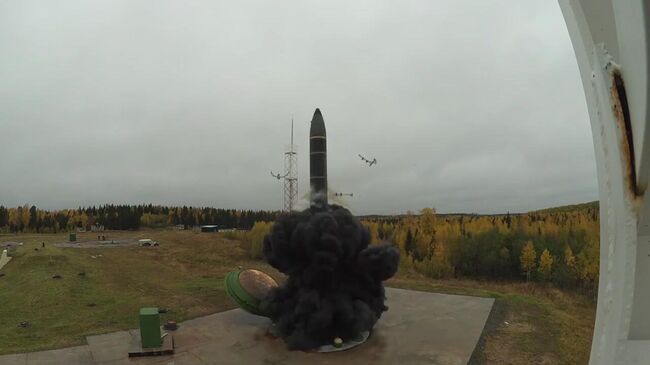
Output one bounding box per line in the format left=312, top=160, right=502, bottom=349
left=310, top=108, right=328, bottom=210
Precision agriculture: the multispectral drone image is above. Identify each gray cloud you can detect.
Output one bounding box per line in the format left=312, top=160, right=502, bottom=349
left=0, top=0, right=596, bottom=215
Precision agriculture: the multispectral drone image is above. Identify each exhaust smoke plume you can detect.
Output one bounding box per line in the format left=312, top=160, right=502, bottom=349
left=261, top=108, right=398, bottom=349
left=261, top=204, right=400, bottom=350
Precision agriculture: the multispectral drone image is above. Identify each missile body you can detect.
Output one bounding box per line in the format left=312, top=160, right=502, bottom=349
left=309, top=108, right=328, bottom=210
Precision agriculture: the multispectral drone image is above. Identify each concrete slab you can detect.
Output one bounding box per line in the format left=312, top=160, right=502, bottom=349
left=148, top=352, right=205, bottom=365
left=127, top=332, right=174, bottom=357
left=182, top=288, right=494, bottom=365
left=25, top=346, right=92, bottom=365
left=0, top=353, right=26, bottom=365
left=0, top=288, right=494, bottom=365
left=86, top=330, right=133, bottom=363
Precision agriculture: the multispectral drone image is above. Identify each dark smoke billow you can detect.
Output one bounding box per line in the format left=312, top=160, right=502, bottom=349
left=261, top=205, right=399, bottom=350
left=260, top=109, right=400, bottom=350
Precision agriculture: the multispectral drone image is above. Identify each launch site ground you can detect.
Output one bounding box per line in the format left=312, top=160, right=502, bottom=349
left=0, top=288, right=492, bottom=365
left=0, top=231, right=595, bottom=364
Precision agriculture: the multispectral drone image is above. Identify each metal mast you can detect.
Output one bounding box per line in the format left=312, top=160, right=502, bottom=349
left=283, top=118, right=297, bottom=212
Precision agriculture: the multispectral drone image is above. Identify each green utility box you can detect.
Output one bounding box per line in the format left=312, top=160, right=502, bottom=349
left=139, top=307, right=162, bottom=348
left=69, top=232, right=76, bottom=242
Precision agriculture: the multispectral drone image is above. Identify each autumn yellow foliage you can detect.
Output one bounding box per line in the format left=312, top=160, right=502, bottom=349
left=361, top=202, right=599, bottom=293
left=538, top=249, right=554, bottom=280
left=521, top=240, right=537, bottom=282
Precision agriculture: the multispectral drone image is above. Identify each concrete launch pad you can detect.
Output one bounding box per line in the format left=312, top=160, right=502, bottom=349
left=1, top=288, right=494, bottom=365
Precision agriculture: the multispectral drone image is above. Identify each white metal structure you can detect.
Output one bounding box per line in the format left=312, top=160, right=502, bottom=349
left=559, top=1, right=650, bottom=364
left=283, top=119, right=298, bottom=212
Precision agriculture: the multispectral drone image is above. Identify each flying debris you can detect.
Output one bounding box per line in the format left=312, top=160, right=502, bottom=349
left=271, top=171, right=288, bottom=180
left=359, top=154, right=377, bottom=167
left=334, top=192, right=354, bottom=197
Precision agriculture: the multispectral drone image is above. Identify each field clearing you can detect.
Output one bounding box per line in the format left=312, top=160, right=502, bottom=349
left=0, top=230, right=595, bottom=364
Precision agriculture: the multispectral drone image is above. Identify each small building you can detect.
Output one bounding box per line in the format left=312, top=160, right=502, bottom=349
left=200, top=225, right=218, bottom=233
left=173, top=224, right=185, bottom=230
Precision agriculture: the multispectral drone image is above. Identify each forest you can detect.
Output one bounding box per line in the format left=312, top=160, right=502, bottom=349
left=1, top=201, right=600, bottom=294
left=242, top=202, right=600, bottom=295
left=0, top=204, right=278, bottom=232
left=361, top=202, right=600, bottom=294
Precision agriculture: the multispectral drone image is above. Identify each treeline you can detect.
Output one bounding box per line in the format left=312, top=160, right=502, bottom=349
left=0, top=204, right=278, bottom=233
left=362, top=204, right=600, bottom=295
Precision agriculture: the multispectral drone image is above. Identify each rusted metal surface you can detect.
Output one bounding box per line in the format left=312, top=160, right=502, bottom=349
left=610, top=66, right=639, bottom=197
left=239, top=269, right=278, bottom=300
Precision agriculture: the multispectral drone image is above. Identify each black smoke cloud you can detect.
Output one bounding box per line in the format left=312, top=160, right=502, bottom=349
left=261, top=204, right=400, bottom=350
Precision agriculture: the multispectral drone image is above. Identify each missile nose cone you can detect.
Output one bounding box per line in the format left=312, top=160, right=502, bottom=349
left=310, top=108, right=326, bottom=136
left=309, top=107, right=328, bottom=210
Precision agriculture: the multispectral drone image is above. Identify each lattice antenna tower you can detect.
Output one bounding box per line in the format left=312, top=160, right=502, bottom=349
left=283, top=117, right=298, bottom=212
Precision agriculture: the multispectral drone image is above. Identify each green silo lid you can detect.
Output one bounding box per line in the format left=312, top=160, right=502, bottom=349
left=224, top=269, right=278, bottom=316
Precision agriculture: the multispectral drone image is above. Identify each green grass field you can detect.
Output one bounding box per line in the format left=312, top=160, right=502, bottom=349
left=0, top=230, right=595, bottom=364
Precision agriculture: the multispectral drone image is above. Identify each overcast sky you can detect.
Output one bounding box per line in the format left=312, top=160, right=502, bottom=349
left=0, top=1, right=596, bottom=215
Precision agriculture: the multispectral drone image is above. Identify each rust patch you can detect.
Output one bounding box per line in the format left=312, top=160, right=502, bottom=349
left=239, top=269, right=278, bottom=300
left=610, top=66, right=639, bottom=197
